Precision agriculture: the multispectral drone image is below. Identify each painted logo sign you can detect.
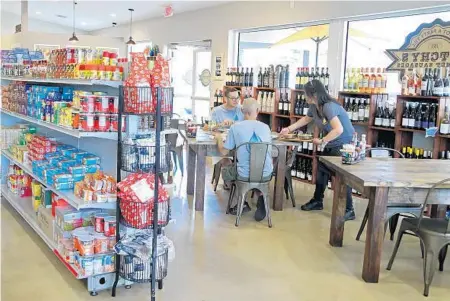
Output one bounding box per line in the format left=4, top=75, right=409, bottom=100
left=386, top=18, right=450, bottom=71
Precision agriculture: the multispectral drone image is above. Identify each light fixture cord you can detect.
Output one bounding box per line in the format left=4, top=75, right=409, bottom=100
left=130, top=9, right=133, bottom=38
left=73, top=1, right=76, bottom=34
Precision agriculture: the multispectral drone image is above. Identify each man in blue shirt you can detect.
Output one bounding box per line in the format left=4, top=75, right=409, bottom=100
left=216, top=98, right=273, bottom=222
left=211, top=87, right=244, bottom=125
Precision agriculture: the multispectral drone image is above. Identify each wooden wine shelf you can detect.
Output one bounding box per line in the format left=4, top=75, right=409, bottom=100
left=439, top=134, right=450, bottom=139
left=397, top=127, right=426, bottom=133
left=352, top=122, right=369, bottom=126
left=339, top=91, right=374, bottom=96
left=397, top=94, right=440, bottom=101
left=275, top=114, right=291, bottom=118
left=255, top=87, right=276, bottom=91
left=369, top=126, right=396, bottom=132
left=296, top=152, right=315, bottom=159
left=259, top=111, right=273, bottom=115
left=292, top=115, right=306, bottom=118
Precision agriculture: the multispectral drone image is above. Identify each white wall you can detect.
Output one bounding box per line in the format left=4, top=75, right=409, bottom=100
left=1, top=11, right=88, bottom=35
left=90, top=1, right=450, bottom=98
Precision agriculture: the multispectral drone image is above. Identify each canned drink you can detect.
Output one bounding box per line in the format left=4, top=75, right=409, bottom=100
left=72, top=112, right=80, bottom=129
left=80, top=113, right=95, bottom=132
left=96, top=114, right=110, bottom=132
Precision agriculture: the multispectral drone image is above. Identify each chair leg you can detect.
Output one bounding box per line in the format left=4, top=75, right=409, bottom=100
left=438, top=245, right=448, bottom=272
left=389, top=214, right=400, bottom=241
left=235, top=192, right=246, bottom=227
left=211, top=163, right=217, bottom=184
left=387, top=230, right=405, bottom=270
left=423, top=249, right=438, bottom=297
left=263, top=193, right=272, bottom=228
left=226, top=184, right=236, bottom=214
left=356, top=206, right=369, bottom=241
left=213, top=163, right=222, bottom=192
left=177, top=147, right=184, bottom=176
left=420, top=240, right=425, bottom=259
left=287, top=176, right=296, bottom=207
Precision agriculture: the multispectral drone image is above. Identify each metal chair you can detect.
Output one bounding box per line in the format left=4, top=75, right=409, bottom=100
left=356, top=148, right=423, bottom=241
left=166, top=117, right=187, bottom=176
left=225, top=142, right=279, bottom=228
left=387, top=177, right=450, bottom=297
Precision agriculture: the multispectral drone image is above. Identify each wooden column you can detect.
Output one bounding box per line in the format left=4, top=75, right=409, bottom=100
left=329, top=173, right=347, bottom=247
left=186, top=145, right=196, bottom=195
left=194, top=145, right=207, bottom=211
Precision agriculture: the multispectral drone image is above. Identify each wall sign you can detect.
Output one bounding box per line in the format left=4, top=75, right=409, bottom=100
left=386, top=18, right=450, bottom=71
left=213, top=53, right=224, bottom=80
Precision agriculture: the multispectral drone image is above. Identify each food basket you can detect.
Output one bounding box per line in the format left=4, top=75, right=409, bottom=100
left=122, top=86, right=173, bottom=115
left=120, top=142, right=170, bottom=173
left=119, top=198, right=170, bottom=229
left=119, top=249, right=168, bottom=283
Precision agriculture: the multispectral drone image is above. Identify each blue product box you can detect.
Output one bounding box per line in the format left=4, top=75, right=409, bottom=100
left=72, top=151, right=90, bottom=163
left=85, top=165, right=101, bottom=174
left=81, top=155, right=100, bottom=166
left=72, top=174, right=85, bottom=183
left=53, top=174, right=73, bottom=184
left=54, top=181, right=74, bottom=190
left=58, top=159, right=78, bottom=171
left=68, top=165, right=85, bottom=176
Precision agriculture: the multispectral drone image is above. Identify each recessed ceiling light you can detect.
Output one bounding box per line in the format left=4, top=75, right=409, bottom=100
left=36, top=11, right=42, bottom=14
left=110, top=13, right=116, bottom=17
left=81, top=22, right=87, bottom=25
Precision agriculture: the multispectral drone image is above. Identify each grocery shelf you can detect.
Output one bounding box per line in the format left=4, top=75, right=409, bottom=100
left=2, top=150, right=116, bottom=210
left=1, top=76, right=122, bottom=88
left=396, top=127, right=425, bottom=134
left=1, top=109, right=119, bottom=140
left=255, top=87, right=276, bottom=91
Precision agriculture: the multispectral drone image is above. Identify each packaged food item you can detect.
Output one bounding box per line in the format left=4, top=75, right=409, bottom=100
left=55, top=207, right=83, bottom=231
left=78, top=235, right=95, bottom=256
left=82, top=155, right=100, bottom=165
left=94, top=213, right=109, bottom=233
left=94, top=233, right=109, bottom=254
left=93, top=256, right=104, bottom=274
left=103, top=216, right=116, bottom=237
left=76, top=253, right=94, bottom=276
left=80, top=113, right=95, bottom=132
left=96, top=114, right=110, bottom=132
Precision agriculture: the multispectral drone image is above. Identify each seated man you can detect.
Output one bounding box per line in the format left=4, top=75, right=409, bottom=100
left=211, top=87, right=244, bottom=125
left=215, top=98, right=273, bottom=222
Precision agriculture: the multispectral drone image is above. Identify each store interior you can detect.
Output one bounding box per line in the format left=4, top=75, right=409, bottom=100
left=1, top=1, right=450, bottom=300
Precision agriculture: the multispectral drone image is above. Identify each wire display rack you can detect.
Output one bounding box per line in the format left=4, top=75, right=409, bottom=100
left=112, top=86, right=173, bottom=301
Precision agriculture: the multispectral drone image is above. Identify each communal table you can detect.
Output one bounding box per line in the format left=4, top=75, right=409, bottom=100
left=186, top=136, right=304, bottom=211
left=320, top=157, right=450, bottom=283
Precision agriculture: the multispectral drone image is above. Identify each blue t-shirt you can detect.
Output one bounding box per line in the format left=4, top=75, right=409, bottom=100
left=223, top=120, right=273, bottom=178
left=307, top=102, right=354, bottom=148
left=211, top=105, right=244, bottom=123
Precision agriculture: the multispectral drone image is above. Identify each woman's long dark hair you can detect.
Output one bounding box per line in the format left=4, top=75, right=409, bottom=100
left=304, top=79, right=341, bottom=118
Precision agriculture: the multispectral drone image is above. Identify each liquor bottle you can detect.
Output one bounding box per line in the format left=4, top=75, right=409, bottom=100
left=440, top=105, right=450, bottom=135
left=285, top=65, right=290, bottom=88
left=421, top=68, right=429, bottom=96
left=429, top=104, right=437, bottom=128
left=369, top=67, right=376, bottom=93
left=352, top=68, right=358, bottom=92
left=375, top=68, right=382, bottom=94
left=401, top=102, right=408, bottom=128
left=284, top=92, right=290, bottom=115
left=381, top=68, right=387, bottom=93
left=302, top=94, right=309, bottom=116
left=249, top=68, right=254, bottom=87
left=296, top=68, right=301, bottom=89
left=257, top=68, right=263, bottom=87
left=415, top=69, right=422, bottom=96
left=352, top=98, right=359, bottom=122
left=408, top=103, right=415, bottom=129
left=390, top=106, right=396, bottom=128
left=382, top=101, right=390, bottom=127
left=308, top=141, right=314, bottom=156
left=402, top=71, right=409, bottom=95
left=278, top=93, right=284, bottom=114
left=324, top=67, right=329, bottom=91
left=344, top=68, right=350, bottom=91
left=444, top=67, right=449, bottom=96
left=278, top=66, right=285, bottom=89
left=408, top=69, right=416, bottom=96
left=364, top=97, right=370, bottom=122
left=244, top=68, right=249, bottom=87
left=421, top=103, right=430, bottom=129
left=427, top=68, right=436, bottom=96
left=363, top=67, right=370, bottom=93
left=414, top=103, right=422, bottom=129
left=345, top=97, right=352, bottom=120
left=433, top=67, right=443, bottom=97
left=358, top=98, right=365, bottom=121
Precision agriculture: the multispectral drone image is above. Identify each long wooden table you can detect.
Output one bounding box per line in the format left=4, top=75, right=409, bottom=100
left=320, top=157, right=450, bottom=283
left=186, top=137, right=302, bottom=211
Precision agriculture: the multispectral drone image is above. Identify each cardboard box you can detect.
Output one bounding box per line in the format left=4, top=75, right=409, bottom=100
left=37, top=206, right=54, bottom=242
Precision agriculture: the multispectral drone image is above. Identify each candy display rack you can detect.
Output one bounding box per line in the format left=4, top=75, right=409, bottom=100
left=111, top=85, right=173, bottom=301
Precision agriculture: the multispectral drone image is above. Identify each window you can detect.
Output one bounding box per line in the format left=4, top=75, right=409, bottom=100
left=238, top=24, right=329, bottom=88
left=345, top=11, right=450, bottom=95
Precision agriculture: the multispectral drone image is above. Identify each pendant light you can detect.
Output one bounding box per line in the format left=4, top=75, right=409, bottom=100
left=126, top=8, right=136, bottom=45
left=69, top=1, right=79, bottom=42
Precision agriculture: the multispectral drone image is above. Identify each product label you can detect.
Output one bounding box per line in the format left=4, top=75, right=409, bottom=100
left=402, top=117, right=408, bottom=126
left=375, top=117, right=382, bottom=126
left=382, top=118, right=390, bottom=127
left=441, top=123, right=450, bottom=135
left=369, top=79, right=375, bottom=89
left=375, top=79, right=382, bottom=88
left=352, top=111, right=359, bottom=121
left=364, top=108, right=370, bottom=118
left=443, top=86, right=450, bottom=96
left=363, top=78, right=369, bottom=88
left=421, top=81, right=428, bottom=91
left=390, top=119, right=396, bottom=128
left=408, top=118, right=415, bottom=127
left=359, top=109, right=365, bottom=119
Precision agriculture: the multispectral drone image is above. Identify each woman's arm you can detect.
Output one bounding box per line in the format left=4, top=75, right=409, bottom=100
left=281, top=115, right=313, bottom=134
left=320, top=116, right=343, bottom=144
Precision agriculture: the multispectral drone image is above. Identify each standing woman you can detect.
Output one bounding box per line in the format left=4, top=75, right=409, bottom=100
left=280, top=80, right=356, bottom=220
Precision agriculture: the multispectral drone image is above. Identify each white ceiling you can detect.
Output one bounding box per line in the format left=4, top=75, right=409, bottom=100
left=1, top=0, right=228, bottom=31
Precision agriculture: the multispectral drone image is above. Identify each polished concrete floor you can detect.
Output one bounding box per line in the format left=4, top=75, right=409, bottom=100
left=1, top=162, right=449, bottom=301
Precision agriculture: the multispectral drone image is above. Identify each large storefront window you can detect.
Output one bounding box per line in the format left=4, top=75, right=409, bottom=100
left=238, top=24, right=329, bottom=88
left=345, top=11, right=450, bottom=95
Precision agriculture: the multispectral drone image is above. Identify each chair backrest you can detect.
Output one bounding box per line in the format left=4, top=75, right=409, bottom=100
left=286, top=147, right=298, bottom=168
left=417, top=177, right=450, bottom=234
left=166, top=133, right=178, bottom=147
left=234, top=142, right=279, bottom=183
left=367, top=147, right=405, bottom=159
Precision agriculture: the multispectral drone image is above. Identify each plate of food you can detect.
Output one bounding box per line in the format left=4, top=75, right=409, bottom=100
left=279, top=133, right=313, bottom=142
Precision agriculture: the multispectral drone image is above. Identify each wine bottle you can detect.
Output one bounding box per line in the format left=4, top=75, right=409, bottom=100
left=443, top=67, right=449, bottom=97
left=429, top=104, right=437, bottom=128
left=364, top=97, right=370, bottom=122
left=295, top=68, right=301, bottom=90
left=414, top=102, right=422, bottom=129
left=351, top=98, right=358, bottom=122
left=433, top=67, right=443, bottom=97
left=244, top=67, right=249, bottom=87
left=390, top=107, right=396, bottom=128
left=358, top=98, right=365, bottom=121
left=284, top=92, right=290, bottom=115
left=421, top=68, right=429, bottom=96
left=291, top=157, right=297, bottom=177
left=401, top=102, right=408, bottom=128
left=309, top=67, right=314, bottom=82
left=427, top=68, right=436, bottom=96
left=440, top=105, right=450, bottom=135
left=422, top=103, right=430, bottom=129
left=278, top=93, right=284, bottom=114
left=324, top=67, right=329, bottom=91
left=257, top=68, right=262, bottom=87
left=302, top=94, right=309, bottom=116
left=249, top=68, right=254, bottom=87
left=285, top=64, right=290, bottom=88
left=408, top=103, right=415, bottom=129
left=382, top=101, right=390, bottom=127
left=374, top=98, right=382, bottom=126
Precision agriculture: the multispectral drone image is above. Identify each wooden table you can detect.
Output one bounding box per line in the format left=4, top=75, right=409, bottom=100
left=186, top=137, right=302, bottom=211
left=320, top=157, right=450, bottom=283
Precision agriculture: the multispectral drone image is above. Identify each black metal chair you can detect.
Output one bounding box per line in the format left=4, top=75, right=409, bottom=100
left=225, top=142, right=279, bottom=227
left=166, top=116, right=187, bottom=176
left=387, top=177, right=450, bottom=297
left=356, top=148, right=423, bottom=241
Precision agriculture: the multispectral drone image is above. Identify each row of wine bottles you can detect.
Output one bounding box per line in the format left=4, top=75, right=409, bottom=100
left=401, top=101, right=438, bottom=130
left=401, top=146, right=434, bottom=159
left=291, top=157, right=313, bottom=182
left=374, top=95, right=396, bottom=128
left=257, top=91, right=275, bottom=113
left=225, top=67, right=254, bottom=87
left=343, top=96, right=370, bottom=123
left=343, top=67, right=387, bottom=94
left=401, top=67, right=449, bottom=97
left=295, top=67, right=329, bottom=90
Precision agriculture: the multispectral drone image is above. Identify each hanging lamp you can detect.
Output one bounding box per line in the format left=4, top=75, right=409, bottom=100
left=126, top=8, right=136, bottom=45
left=69, top=0, right=79, bottom=42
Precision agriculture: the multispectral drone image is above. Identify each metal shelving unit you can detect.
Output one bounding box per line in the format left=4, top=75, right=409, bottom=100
left=111, top=86, right=173, bottom=301
left=1, top=76, right=123, bottom=88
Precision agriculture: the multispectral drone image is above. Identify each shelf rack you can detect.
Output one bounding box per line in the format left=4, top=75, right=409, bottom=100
left=1, top=76, right=123, bottom=88
left=111, top=86, right=173, bottom=301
